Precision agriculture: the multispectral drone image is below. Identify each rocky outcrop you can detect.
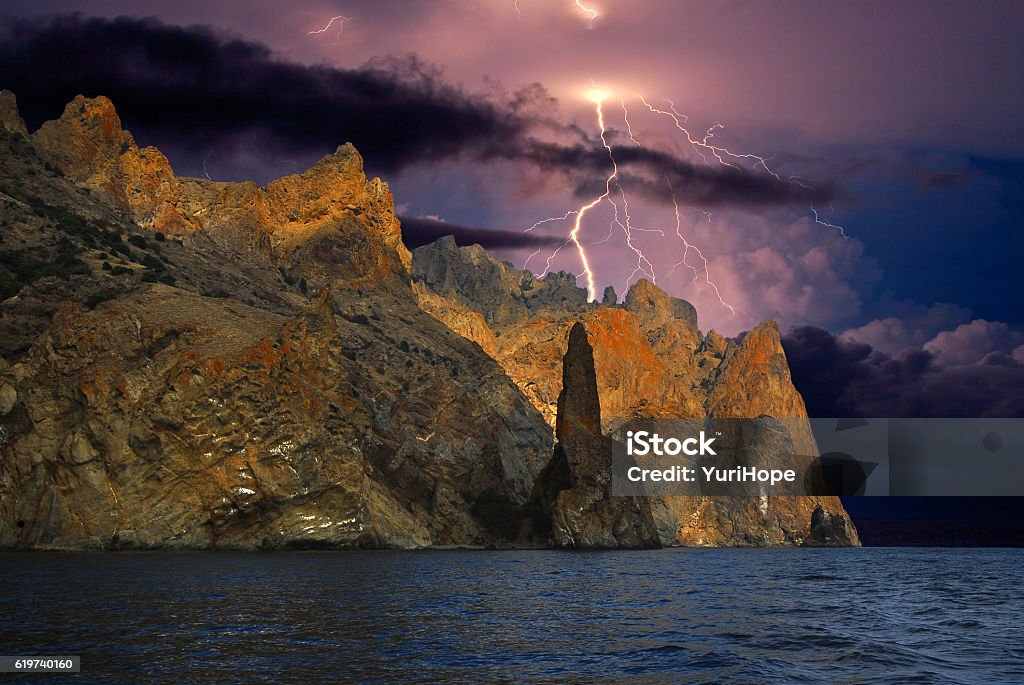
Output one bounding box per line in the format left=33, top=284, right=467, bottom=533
left=0, top=94, right=552, bottom=550
left=535, top=323, right=659, bottom=548
left=413, top=240, right=860, bottom=547
left=0, top=90, right=28, bottom=136
left=623, top=277, right=698, bottom=333
left=601, top=285, right=617, bottom=307
left=32, top=95, right=197, bottom=234
left=0, top=283, right=552, bottom=550
left=804, top=505, right=859, bottom=547
left=411, top=235, right=588, bottom=327
left=168, top=145, right=412, bottom=289
left=30, top=95, right=410, bottom=288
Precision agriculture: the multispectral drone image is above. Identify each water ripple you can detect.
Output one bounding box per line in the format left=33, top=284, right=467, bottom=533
left=0, top=548, right=1021, bottom=684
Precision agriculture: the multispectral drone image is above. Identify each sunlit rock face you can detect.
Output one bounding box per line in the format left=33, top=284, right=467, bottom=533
left=31, top=95, right=410, bottom=288
left=0, top=95, right=550, bottom=549
left=413, top=282, right=497, bottom=356
left=413, top=237, right=860, bottom=547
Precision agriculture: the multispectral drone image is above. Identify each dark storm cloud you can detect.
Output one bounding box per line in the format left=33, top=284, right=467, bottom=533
left=513, top=139, right=836, bottom=208
left=781, top=326, right=1024, bottom=418
left=0, top=14, right=835, bottom=208
left=399, top=216, right=563, bottom=250
left=0, top=14, right=527, bottom=172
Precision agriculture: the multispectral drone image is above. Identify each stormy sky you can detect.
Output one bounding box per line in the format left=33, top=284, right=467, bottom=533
left=2, top=0, right=1024, bottom=418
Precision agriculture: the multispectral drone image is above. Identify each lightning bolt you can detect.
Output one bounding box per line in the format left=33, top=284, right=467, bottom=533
left=639, top=95, right=779, bottom=174
left=811, top=203, right=849, bottom=239
left=621, top=98, right=641, bottom=145
left=307, top=15, right=350, bottom=44
left=664, top=176, right=745, bottom=316
left=562, top=93, right=610, bottom=301
left=637, top=94, right=849, bottom=238
left=513, top=1, right=598, bottom=26
left=526, top=86, right=658, bottom=301
left=522, top=209, right=578, bottom=272
left=610, top=94, right=741, bottom=313
left=575, top=0, right=599, bottom=28
left=525, top=84, right=843, bottom=316
left=525, top=100, right=609, bottom=298
left=607, top=173, right=657, bottom=293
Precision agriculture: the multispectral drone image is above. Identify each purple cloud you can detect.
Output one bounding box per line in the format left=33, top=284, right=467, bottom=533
left=783, top=325, right=1024, bottom=418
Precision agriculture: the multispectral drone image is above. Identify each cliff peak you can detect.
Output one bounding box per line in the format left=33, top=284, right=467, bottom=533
left=556, top=322, right=601, bottom=445
left=708, top=318, right=806, bottom=419
left=735, top=320, right=785, bottom=367
left=30, top=95, right=196, bottom=236
left=699, top=329, right=729, bottom=357
left=411, top=238, right=588, bottom=326
left=22, top=94, right=412, bottom=281
left=623, top=278, right=698, bottom=331
left=63, top=94, right=122, bottom=132
left=296, top=142, right=364, bottom=181
left=0, top=90, right=28, bottom=136
left=434, top=234, right=459, bottom=249
left=35, top=94, right=132, bottom=155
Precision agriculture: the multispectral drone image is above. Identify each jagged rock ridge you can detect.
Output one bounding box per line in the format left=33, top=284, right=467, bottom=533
left=413, top=226, right=860, bottom=547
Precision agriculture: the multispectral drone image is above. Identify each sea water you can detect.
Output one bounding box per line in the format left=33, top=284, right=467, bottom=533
left=1, top=548, right=1021, bottom=683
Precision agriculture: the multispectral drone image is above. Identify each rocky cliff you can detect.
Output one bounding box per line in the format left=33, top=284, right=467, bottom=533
left=412, top=230, right=860, bottom=547
left=0, top=92, right=551, bottom=549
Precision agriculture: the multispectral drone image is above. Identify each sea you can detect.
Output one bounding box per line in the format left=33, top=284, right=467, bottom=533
left=1, top=548, right=1022, bottom=684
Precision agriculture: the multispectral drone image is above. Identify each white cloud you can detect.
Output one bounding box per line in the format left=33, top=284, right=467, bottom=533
left=923, top=319, right=1024, bottom=367
left=649, top=213, right=878, bottom=335
left=841, top=302, right=972, bottom=354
